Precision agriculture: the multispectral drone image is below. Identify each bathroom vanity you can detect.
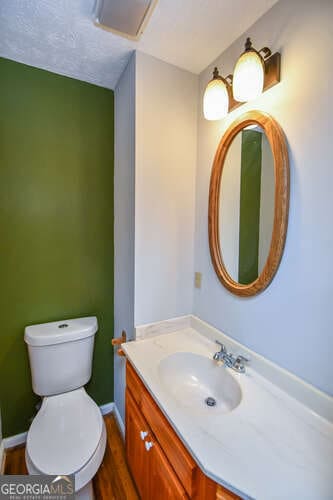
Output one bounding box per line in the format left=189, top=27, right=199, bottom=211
left=122, top=316, right=333, bottom=500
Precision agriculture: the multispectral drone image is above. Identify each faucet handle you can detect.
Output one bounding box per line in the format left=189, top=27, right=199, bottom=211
left=236, top=354, right=250, bottom=363
left=232, top=354, right=250, bottom=373
left=215, top=340, right=226, bottom=352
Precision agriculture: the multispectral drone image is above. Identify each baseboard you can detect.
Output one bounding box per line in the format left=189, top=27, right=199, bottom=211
left=3, top=432, right=28, bottom=450
left=113, top=404, right=125, bottom=440
left=99, top=402, right=115, bottom=415
left=0, top=441, right=5, bottom=474
left=3, top=401, right=117, bottom=450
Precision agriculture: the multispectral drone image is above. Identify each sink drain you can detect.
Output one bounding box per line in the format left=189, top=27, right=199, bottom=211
left=205, top=397, right=217, bottom=407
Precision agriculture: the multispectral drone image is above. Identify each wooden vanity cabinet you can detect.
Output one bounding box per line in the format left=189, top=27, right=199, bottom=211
left=125, top=361, right=240, bottom=500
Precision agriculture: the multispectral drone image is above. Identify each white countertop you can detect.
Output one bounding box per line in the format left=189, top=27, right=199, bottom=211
left=122, top=317, right=333, bottom=500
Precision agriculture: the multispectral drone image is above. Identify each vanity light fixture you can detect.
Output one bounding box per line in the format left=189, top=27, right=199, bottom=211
left=203, top=37, right=280, bottom=120
left=203, top=67, right=232, bottom=120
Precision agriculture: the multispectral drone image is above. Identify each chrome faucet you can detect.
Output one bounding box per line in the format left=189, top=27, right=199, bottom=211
left=213, top=340, right=249, bottom=373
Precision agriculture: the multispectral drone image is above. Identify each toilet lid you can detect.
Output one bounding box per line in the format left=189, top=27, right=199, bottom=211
left=27, top=388, right=103, bottom=475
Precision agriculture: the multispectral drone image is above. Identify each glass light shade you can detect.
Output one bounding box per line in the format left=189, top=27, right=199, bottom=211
left=233, top=50, right=264, bottom=102
left=203, top=78, right=229, bottom=120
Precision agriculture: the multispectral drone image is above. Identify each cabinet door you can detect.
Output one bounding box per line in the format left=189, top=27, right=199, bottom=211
left=126, top=389, right=187, bottom=500
left=126, top=390, right=150, bottom=499
left=149, top=439, right=188, bottom=500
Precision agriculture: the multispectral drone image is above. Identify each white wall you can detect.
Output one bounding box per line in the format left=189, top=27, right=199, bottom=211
left=194, top=0, right=333, bottom=396
left=134, top=52, right=198, bottom=325
left=114, top=52, right=198, bottom=419
left=114, top=53, right=136, bottom=422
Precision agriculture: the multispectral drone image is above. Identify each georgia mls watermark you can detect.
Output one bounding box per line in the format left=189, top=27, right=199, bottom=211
left=0, top=475, right=74, bottom=500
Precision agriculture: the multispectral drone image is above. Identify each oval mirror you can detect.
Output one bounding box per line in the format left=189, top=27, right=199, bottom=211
left=209, top=111, right=289, bottom=296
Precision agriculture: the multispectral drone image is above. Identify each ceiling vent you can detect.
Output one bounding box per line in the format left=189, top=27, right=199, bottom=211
left=93, top=0, right=157, bottom=41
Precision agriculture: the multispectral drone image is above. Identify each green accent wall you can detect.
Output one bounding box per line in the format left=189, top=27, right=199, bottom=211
left=0, top=58, right=114, bottom=437
left=238, top=130, right=262, bottom=285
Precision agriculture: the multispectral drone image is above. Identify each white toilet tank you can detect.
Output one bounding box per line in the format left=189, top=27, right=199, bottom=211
left=24, top=317, right=98, bottom=396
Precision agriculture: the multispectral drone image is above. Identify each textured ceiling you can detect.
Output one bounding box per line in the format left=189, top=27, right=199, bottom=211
left=0, top=0, right=277, bottom=90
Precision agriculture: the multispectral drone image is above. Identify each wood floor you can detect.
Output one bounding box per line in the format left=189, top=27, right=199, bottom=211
left=3, top=413, right=139, bottom=500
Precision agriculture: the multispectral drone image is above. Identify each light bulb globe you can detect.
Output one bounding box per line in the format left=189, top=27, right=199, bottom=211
left=203, top=77, right=229, bottom=121
left=233, top=50, right=264, bottom=102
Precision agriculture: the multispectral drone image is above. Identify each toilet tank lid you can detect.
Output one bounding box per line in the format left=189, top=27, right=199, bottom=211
left=24, top=317, right=98, bottom=346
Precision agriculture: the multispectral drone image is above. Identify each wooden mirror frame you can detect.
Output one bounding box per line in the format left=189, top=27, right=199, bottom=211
left=208, top=110, right=289, bottom=297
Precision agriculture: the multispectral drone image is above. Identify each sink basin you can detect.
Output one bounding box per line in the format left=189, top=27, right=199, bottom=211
left=158, top=352, right=242, bottom=414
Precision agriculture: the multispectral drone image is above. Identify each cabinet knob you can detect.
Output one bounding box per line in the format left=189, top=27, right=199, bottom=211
left=144, top=441, right=154, bottom=451
left=140, top=430, right=148, bottom=440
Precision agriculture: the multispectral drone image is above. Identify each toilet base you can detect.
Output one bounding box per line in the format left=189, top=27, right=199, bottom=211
left=76, top=480, right=94, bottom=500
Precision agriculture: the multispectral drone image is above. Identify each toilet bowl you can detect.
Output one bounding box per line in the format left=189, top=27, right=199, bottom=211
left=24, top=317, right=106, bottom=499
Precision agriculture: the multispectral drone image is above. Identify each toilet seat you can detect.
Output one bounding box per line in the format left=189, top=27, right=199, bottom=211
left=26, top=423, right=106, bottom=492
left=26, top=388, right=105, bottom=480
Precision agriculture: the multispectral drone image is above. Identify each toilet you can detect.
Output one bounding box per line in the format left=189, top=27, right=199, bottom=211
left=24, top=316, right=106, bottom=499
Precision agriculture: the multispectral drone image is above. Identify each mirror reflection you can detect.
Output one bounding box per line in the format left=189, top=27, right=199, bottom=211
left=219, top=125, right=275, bottom=285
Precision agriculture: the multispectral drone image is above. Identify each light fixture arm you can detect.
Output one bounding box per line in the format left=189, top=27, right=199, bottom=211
left=244, top=37, right=272, bottom=61
left=225, top=74, right=233, bottom=85
left=259, top=47, right=272, bottom=60
left=212, top=67, right=232, bottom=87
